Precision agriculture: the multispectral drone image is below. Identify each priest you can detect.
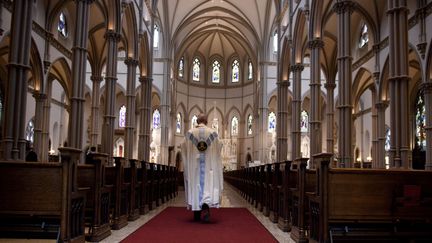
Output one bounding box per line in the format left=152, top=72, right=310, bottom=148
left=181, top=113, right=223, bottom=222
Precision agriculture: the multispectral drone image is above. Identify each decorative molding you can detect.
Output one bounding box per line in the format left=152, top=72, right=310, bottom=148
left=308, top=39, right=324, bottom=50
left=420, top=82, right=432, bottom=93
left=290, top=63, right=304, bottom=72
left=32, top=22, right=72, bottom=59
left=139, top=76, right=153, bottom=83
left=332, top=1, right=355, bottom=15
left=124, top=58, right=139, bottom=67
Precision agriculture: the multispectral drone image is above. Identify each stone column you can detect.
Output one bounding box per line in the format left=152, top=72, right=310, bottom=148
left=67, top=0, right=94, bottom=152
left=160, top=59, right=172, bottom=164
left=334, top=0, right=354, bottom=168
left=309, top=39, right=324, bottom=168
left=371, top=85, right=379, bottom=168
left=101, top=30, right=120, bottom=160
left=89, top=75, right=102, bottom=148
left=124, top=58, right=138, bottom=160
left=277, top=79, right=290, bottom=162
left=257, top=62, right=269, bottom=163
left=138, top=76, right=153, bottom=161
left=1, top=0, right=33, bottom=160
left=33, top=92, right=47, bottom=161
left=324, top=82, right=336, bottom=157
left=422, top=82, right=432, bottom=170
left=376, top=101, right=388, bottom=168
left=388, top=0, right=410, bottom=168
left=238, top=119, right=246, bottom=168
left=40, top=84, right=52, bottom=162
left=291, top=64, right=304, bottom=161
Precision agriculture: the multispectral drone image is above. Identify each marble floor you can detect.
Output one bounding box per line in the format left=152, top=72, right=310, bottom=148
left=102, top=182, right=294, bottom=243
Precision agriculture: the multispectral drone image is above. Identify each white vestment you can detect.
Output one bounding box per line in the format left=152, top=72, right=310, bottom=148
left=181, top=124, right=223, bottom=211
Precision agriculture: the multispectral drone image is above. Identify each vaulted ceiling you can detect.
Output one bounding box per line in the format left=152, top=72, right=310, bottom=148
left=156, top=0, right=277, bottom=63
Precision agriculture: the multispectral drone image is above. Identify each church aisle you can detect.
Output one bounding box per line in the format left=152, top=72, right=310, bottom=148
left=102, top=182, right=292, bottom=243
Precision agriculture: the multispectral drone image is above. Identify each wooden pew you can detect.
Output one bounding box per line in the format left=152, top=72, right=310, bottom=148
left=278, top=160, right=294, bottom=232
left=0, top=147, right=86, bottom=242
left=263, top=163, right=273, bottom=216
left=308, top=153, right=432, bottom=243
left=105, top=157, right=129, bottom=230
left=269, top=162, right=282, bottom=223
left=125, top=159, right=140, bottom=221
left=77, top=152, right=111, bottom=241
left=290, top=157, right=314, bottom=243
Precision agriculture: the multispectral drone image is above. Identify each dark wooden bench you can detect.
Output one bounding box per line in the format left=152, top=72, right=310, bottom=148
left=77, top=152, right=111, bottom=241
left=277, top=160, right=294, bottom=231
left=307, top=153, right=432, bottom=243
left=0, top=147, right=86, bottom=242
left=290, top=157, right=315, bottom=243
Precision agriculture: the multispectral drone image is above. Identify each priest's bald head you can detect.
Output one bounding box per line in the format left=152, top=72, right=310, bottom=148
left=197, top=113, right=208, bottom=125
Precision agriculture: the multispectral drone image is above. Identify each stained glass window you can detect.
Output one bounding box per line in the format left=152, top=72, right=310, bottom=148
left=268, top=112, right=276, bottom=133
left=192, top=58, right=200, bottom=81
left=26, top=119, right=34, bottom=143
left=191, top=115, right=198, bottom=129
left=152, top=109, right=160, bottom=129
left=231, top=116, right=239, bottom=136
left=247, top=114, right=253, bottom=135
left=300, top=110, right=309, bottom=132
left=385, top=127, right=391, bottom=152
left=58, top=12, right=67, bottom=37
left=248, top=60, right=253, bottom=80
left=212, top=60, right=221, bottom=83
left=273, top=31, right=278, bottom=53
left=212, top=118, right=219, bottom=134
left=119, top=105, right=126, bottom=128
left=153, top=24, right=159, bottom=48
left=232, top=59, right=239, bottom=83
left=415, top=92, right=426, bottom=150
left=176, top=113, right=182, bottom=133
left=178, top=57, right=184, bottom=78
left=359, top=24, right=369, bottom=48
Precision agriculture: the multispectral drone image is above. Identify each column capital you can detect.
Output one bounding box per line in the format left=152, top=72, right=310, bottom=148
left=375, top=101, right=389, bottom=110
left=290, top=63, right=304, bottom=72
left=333, top=1, right=355, bottom=15
left=90, top=75, right=103, bottom=82
left=33, top=92, right=47, bottom=101
left=139, top=76, right=153, bottom=83
left=124, top=57, right=139, bottom=67
left=308, top=39, right=324, bottom=50
left=277, top=79, right=290, bottom=86
left=104, top=30, right=121, bottom=41
left=324, top=82, right=336, bottom=90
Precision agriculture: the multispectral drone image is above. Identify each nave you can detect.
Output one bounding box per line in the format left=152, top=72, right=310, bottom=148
left=101, top=182, right=291, bottom=243
left=0, top=182, right=292, bottom=243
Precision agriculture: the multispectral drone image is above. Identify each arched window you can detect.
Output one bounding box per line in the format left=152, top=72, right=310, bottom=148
left=247, top=114, right=253, bottom=135
left=231, top=116, right=239, bottom=136
left=415, top=92, right=426, bottom=151
left=192, top=58, right=200, bottom=81
left=176, top=113, right=182, bottom=134
left=212, top=60, right=221, bottom=83
left=152, top=109, right=160, bottom=129
left=178, top=57, right=184, bottom=78
left=385, top=127, right=391, bottom=152
left=359, top=23, right=369, bottom=48
left=248, top=60, right=253, bottom=80
left=26, top=118, right=35, bottom=143
left=153, top=24, right=159, bottom=48
left=300, top=110, right=309, bottom=132
left=119, top=105, right=126, bottom=128
left=273, top=31, right=278, bottom=53
left=191, top=115, right=198, bottom=129
left=232, top=59, right=240, bottom=83
left=212, top=118, right=219, bottom=134
left=268, top=112, right=276, bottom=133
left=58, top=12, right=68, bottom=37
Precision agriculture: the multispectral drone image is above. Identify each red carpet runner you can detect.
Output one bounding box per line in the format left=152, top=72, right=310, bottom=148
left=121, top=207, right=279, bottom=243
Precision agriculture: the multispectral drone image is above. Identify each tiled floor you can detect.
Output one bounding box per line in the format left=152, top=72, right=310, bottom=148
left=102, top=182, right=293, bottom=243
